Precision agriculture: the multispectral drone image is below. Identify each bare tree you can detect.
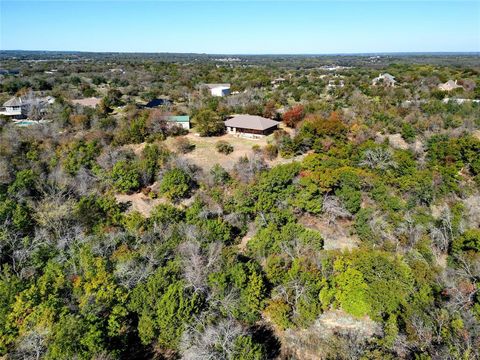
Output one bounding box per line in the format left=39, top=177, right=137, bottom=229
left=233, top=154, right=268, bottom=183
left=430, top=205, right=456, bottom=253
left=395, top=212, right=424, bottom=250
left=180, top=317, right=245, bottom=360
left=11, top=328, right=48, bottom=360
left=33, top=187, right=76, bottom=240
left=360, top=148, right=397, bottom=170
left=369, top=211, right=396, bottom=246
left=322, top=195, right=351, bottom=224
left=178, top=240, right=223, bottom=293
left=0, top=157, right=13, bottom=184
left=439, top=254, right=479, bottom=312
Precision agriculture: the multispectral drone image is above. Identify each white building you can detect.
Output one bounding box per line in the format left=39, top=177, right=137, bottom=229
left=203, top=83, right=231, bottom=97
left=0, top=95, right=54, bottom=119
left=0, top=97, right=25, bottom=117
left=166, top=115, right=190, bottom=130
left=372, top=73, right=396, bottom=87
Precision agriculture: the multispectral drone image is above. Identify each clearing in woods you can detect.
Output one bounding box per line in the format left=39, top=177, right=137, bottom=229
left=164, top=133, right=269, bottom=171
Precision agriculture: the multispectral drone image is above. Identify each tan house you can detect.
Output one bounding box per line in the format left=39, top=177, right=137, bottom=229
left=225, top=114, right=279, bottom=138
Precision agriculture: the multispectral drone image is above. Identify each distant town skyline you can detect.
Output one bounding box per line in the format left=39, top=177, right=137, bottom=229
left=1, top=1, right=479, bottom=54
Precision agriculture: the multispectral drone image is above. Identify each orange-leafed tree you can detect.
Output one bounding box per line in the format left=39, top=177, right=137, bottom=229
left=283, top=105, right=305, bottom=128
left=306, top=111, right=348, bottom=139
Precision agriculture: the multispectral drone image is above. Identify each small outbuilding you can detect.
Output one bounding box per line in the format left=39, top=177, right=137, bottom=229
left=167, top=115, right=190, bottom=130
left=202, top=83, right=231, bottom=97
left=225, top=114, right=279, bottom=138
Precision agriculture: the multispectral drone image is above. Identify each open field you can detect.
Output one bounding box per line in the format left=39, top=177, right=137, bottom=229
left=164, top=133, right=269, bottom=171
left=163, top=131, right=307, bottom=171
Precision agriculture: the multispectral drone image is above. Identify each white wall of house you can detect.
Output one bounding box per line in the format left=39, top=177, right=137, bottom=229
left=168, top=121, right=190, bottom=130
left=178, top=122, right=190, bottom=130
left=0, top=106, right=24, bottom=116
left=210, top=86, right=230, bottom=97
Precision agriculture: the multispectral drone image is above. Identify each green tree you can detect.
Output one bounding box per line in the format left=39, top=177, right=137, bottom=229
left=63, top=140, right=99, bottom=175
left=194, top=109, right=225, bottom=136
left=159, top=168, right=193, bottom=201
left=111, top=160, right=141, bottom=193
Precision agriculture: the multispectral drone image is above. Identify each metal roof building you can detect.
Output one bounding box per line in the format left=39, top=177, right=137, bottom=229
left=224, top=114, right=279, bottom=137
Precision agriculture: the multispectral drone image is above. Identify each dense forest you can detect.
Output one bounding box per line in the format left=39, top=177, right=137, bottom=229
left=0, top=52, right=479, bottom=359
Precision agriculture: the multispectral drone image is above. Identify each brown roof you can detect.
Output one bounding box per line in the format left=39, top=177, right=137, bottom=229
left=225, top=114, right=280, bottom=131
left=71, top=97, right=102, bottom=108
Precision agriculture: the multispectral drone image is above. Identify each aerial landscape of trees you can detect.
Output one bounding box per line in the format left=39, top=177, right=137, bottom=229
left=0, top=51, right=479, bottom=359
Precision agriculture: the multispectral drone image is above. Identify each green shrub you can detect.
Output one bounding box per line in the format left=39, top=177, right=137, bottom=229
left=111, top=160, right=141, bottom=193
left=452, top=229, right=480, bottom=253
left=215, top=140, right=234, bottom=154
left=194, top=109, right=224, bottom=136
left=159, top=168, right=193, bottom=201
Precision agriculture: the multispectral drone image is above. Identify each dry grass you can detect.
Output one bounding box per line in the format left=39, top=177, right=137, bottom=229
left=299, top=214, right=359, bottom=250
left=114, top=192, right=166, bottom=217
left=164, top=133, right=269, bottom=171
left=280, top=310, right=380, bottom=360
left=163, top=132, right=307, bottom=171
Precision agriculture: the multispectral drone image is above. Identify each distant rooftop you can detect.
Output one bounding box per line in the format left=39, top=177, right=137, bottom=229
left=203, top=83, right=230, bottom=89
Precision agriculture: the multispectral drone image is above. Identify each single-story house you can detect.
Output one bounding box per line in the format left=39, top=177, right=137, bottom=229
left=372, top=73, right=396, bottom=87
left=225, top=114, right=280, bottom=137
left=202, top=83, right=231, bottom=97
left=167, top=115, right=190, bottom=130
left=71, top=97, right=102, bottom=108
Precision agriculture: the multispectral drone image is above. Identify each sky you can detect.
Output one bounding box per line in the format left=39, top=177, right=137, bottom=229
left=0, top=1, right=479, bottom=54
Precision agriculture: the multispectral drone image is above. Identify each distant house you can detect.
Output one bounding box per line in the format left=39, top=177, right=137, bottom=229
left=202, top=83, right=231, bottom=97
left=225, top=114, right=280, bottom=138
left=0, top=69, right=20, bottom=75
left=271, top=77, right=286, bottom=89
left=71, top=97, right=102, bottom=108
left=167, top=115, right=190, bottom=130
left=442, top=98, right=480, bottom=105
left=438, top=80, right=462, bottom=92
left=144, top=98, right=172, bottom=108
left=327, top=79, right=345, bottom=89
left=372, top=73, right=396, bottom=87
left=0, top=95, right=54, bottom=119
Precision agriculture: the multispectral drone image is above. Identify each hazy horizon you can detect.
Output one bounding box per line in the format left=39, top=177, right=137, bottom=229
left=1, top=1, right=479, bottom=54
left=1, top=50, right=480, bottom=56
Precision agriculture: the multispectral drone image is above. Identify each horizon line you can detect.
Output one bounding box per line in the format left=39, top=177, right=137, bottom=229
left=1, top=50, right=479, bottom=56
